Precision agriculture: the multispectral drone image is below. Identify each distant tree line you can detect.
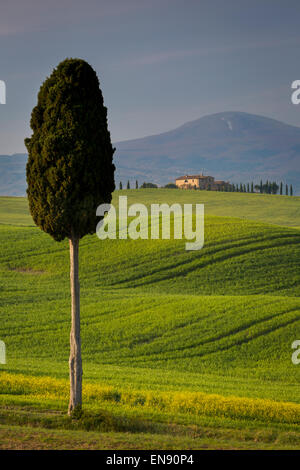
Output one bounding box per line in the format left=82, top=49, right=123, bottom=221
left=119, top=180, right=139, bottom=189
left=229, top=180, right=293, bottom=196
left=213, top=180, right=293, bottom=196
left=118, top=181, right=178, bottom=189
left=118, top=180, right=159, bottom=189
left=118, top=179, right=294, bottom=195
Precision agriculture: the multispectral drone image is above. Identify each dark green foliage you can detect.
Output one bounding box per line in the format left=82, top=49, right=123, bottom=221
left=140, top=182, right=158, bottom=188
left=236, top=180, right=286, bottom=195
left=127, top=180, right=130, bottom=190
left=119, top=181, right=123, bottom=190
left=136, top=180, right=138, bottom=189
left=290, top=184, right=293, bottom=196
left=271, top=182, right=279, bottom=195
left=252, top=180, right=280, bottom=195
left=164, top=183, right=177, bottom=189
left=25, top=58, right=115, bottom=241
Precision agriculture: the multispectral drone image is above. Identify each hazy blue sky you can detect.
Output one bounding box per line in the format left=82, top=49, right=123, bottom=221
left=1, top=0, right=300, bottom=153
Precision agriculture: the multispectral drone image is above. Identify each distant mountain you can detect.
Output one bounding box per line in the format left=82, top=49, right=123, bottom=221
left=0, top=153, right=27, bottom=196
left=1, top=112, right=299, bottom=196
left=114, top=111, right=300, bottom=193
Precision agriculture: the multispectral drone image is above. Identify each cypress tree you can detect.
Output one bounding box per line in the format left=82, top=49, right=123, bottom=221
left=265, top=180, right=269, bottom=194
left=127, top=180, right=130, bottom=190
left=272, top=182, right=279, bottom=195
left=260, top=180, right=263, bottom=194
left=286, top=184, right=288, bottom=196
left=119, top=181, right=123, bottom=190
left=136, top=180, right=138, bottom=189
left=25, top=58, right=115, bottom=415
left=280, top=182, right=283, bottom=195
left=251, top=182, right=254, bottom=193
left=290, top=184, right=293, bottom=196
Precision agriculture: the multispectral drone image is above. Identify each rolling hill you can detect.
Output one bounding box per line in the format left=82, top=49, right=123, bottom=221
left=0, top=190, right=299, bottom=449
left=1, top=112, right=299, bottom=197
left=114, top=111, right=300, bottom=193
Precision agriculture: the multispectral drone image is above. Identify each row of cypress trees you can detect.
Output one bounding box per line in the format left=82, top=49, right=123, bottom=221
left=229, top=181, right=293, bottom=196
left=119, top=180, right=139, bottom=190
left=119, top=180, right=294, bottom=195
left=119, top=181, right=158, bottom=189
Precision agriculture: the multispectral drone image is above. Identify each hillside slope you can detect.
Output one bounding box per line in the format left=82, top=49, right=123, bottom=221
left=1, top=189, right=299, bottom=228
left=0, top=193, right=299, bottom=403
left=115, top=111, right=300, bottom=193
left=1, top=112, right=300, bottom=196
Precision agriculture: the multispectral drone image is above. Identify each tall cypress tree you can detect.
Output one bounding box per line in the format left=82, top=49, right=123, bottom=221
left=280, top=182, right=283, bottom=195
left=119, top=181, right=123, bottom=190
left=127, top=180, right=130, bottom=190
left=290, top=184, right=293, bottom=196
left=274, top=182, right=279, bottom=195
left=136, top=180, right=138, bottom=189
left=286, top=184, right=288, bottom=196
left=25, top=58, right=115, bottom=415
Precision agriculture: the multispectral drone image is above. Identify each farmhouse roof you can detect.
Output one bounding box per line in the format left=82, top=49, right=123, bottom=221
left=175, top=174, right=213, bottom=180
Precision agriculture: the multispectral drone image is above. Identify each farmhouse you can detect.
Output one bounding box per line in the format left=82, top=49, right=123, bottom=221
left=175, top=173, right=231, bottom=191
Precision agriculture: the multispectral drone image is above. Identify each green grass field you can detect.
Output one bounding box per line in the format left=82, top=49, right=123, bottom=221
left=0, top=189, right=300, bottom=449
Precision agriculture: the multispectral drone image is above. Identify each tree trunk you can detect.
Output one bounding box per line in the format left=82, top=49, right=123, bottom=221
left=68, top=236, right=83, bottom=416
